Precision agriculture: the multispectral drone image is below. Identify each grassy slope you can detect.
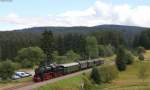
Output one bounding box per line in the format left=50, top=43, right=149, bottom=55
left=37, top=75, right=82, bottom=90
left=37, top=51, right=150, bottom=90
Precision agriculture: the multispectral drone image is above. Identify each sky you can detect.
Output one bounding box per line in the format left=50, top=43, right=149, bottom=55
left=0, top=0, right=150, bottom=31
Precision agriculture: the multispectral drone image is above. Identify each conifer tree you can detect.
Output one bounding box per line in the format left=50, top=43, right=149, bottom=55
left=90, top=66, right=101, bottom=84
left=115, top=46, right=127, bottom=71
left=40, top=29, right=54, bottom=64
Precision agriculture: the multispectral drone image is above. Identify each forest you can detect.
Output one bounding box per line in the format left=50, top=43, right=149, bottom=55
left=0, top=25, right=149, bottom=60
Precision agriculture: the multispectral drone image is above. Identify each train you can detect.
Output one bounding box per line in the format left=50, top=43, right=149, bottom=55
left=33, top=59, right=104, bottom=82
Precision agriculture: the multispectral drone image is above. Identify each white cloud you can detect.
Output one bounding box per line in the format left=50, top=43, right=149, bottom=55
left=1, top=0, right=150, bottom=30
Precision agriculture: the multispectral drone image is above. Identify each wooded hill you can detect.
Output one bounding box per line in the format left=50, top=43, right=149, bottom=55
left=0, top=24, right=149, bottom=60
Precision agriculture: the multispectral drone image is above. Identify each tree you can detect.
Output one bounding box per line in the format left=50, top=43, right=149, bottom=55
left=115, top=46, right=127, bottom=71
left=90, top=67, right=101, bottom=84
left=65, top=50, right=80, bottom=62
left=52, top=51, right=67, bottom=64
left=98, top=45, right=106, bottom=57
left=92, top=31, right=125, bottom=48
left=40, top=30, right=54, bottom=63
left=0, top=60, right=16, bottom=80
left=52, top=50, right=80, bottom=64
left=16, top=47, right=45, bottom=68
left=138, top=29, right=150, bottom=49
left=86, top=36, right=99, bottom=59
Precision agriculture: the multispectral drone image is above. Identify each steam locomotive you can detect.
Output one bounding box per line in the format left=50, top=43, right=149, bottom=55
left=33, top=59, right=104, bottom=82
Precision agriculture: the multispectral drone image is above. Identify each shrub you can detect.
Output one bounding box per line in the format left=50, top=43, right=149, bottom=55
left=82, top=76, right=92, bottom=90
left=138, top=53, right=144, bottom=61
left=0, top=60, right=16, bottom=80
left=105, top=45, right=114, bottom=56
left=124, top=51, right=134, bottom=65
left=99, top=65, right=118, bottom=83
left=90, top=67, right=101, bottom=84
left=137, top=46, right=146, bottom=54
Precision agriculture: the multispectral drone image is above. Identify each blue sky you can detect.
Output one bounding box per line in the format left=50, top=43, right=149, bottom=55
left=0, top=0, right=150, bottom=30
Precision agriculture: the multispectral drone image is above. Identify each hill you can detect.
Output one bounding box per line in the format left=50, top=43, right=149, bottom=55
left=15, top=24, right=147, bottom=35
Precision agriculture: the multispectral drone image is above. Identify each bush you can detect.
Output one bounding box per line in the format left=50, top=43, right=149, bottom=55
left=137, top=47, right=146, bottom=54
left=99, top=65, right=118, bottom=83
left=82, top=75, right=92, bottom=90
left=0, top=60, right=16, bottom=80
left=124, top=51, right=134, bottom=65
left=138, top=53, right=144, bottom=61
left=105, top=45, right=114, bottom=56
left=90, top=67, right=101, bottom=84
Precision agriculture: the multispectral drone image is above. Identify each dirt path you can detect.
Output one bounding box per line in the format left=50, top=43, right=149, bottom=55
left=2, top=69, right=92, bottom=90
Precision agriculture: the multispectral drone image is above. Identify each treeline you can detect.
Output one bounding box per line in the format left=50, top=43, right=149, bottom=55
left=0, top=32, right=41, bottom=60
left=40, top=30, right=125, bottom=62
left=134, top=29, right=150, bottom=49
left=0, top=29, right=125, bottom=61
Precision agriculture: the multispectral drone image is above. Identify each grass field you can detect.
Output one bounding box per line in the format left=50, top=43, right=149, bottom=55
left=37, top=51, right=150, bottom=90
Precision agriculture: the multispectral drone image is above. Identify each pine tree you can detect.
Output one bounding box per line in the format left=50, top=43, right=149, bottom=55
left=90, top=66, right=101, bottom=84
left=115, top=46, right=127, bottom=71
left=40, top=29, right=54, bottom=64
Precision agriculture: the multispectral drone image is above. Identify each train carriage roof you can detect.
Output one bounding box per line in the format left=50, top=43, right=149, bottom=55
left=60, top=62, right=79, bottom=67
left=87, top=60, right=95, bottom=62
left=78, top=60, right=88, bottom=63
